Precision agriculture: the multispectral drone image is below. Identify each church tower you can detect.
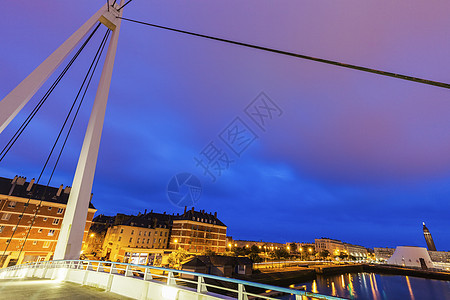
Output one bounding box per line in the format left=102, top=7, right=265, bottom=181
left=423, top=222, right=437, bottom=251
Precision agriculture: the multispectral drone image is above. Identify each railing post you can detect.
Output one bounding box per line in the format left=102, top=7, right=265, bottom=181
left=143, top=267, right=152, bottom=281
left=125, top=265, right=132, bottom=277
left=167, top=271, right=176, bottom=285
left=238, top=283, right=248, bottom=300
left=197, top=276, right=208, bottom=293
left=97, top=262, right=104, bottom=272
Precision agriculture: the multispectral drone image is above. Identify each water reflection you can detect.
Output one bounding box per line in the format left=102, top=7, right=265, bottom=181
left=284, top=272, right=450, bottom=300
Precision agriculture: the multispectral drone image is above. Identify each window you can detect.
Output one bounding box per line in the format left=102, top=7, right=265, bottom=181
left=43, top=241, right=51, bottom=248
left=131, top=230, right=134, bottom=235
left=139, top=231, right=141, bottom=236
left=8, top=201, right=17, bottom=208
left=129, top=238, right=132, bottom=243
left=118, top=237, right=121, bottom=242
left=163, top=239, right=166, bottom=243
left=1, top=213, right=11, bottom=221
left=160, top=232, right=163, bottom=236
left=165, top=232, right=167, bottom=237
left=18, top=215, right=22, bottom=219
left=48, top=230, right=55, bottom=236
left=137, top=238, right=140, bottom=243
left=48, top=207, right=52, bottom=211
left=0, top=225, right=4, bottom=233
left=147, top=239, right=150, bottom=244
left=155, top=231, right=158, bottom=236
left=43, top=218, right=48, bottom=221
left=52, top=219, right=60, bottom=225
left=153, top=238, right=156, bottom=243
left=120, top=229, right=124, bottom=234
left=143, top=232, right=146, bottom=236
left=57, top=208, right=64, bottom=214
left=158, top=238, right=161, bottom=243
left=33, top=241, right=37, bottom=245
left=38, top=229, right=43, bottom=233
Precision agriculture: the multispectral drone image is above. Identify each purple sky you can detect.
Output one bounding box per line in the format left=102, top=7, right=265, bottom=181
left=1, top=0, right=450, bottom=250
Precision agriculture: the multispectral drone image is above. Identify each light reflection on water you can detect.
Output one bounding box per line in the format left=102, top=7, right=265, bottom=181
left=283, top=272, right=450, bottom=300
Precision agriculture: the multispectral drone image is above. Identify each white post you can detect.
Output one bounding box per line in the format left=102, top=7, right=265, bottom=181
left=0, top=4, right=108, bottom=134
left=54, top=1, right=124, bottom=260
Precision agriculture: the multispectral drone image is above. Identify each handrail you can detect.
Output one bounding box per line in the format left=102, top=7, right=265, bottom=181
left=0, top=259, right=346, bottom=300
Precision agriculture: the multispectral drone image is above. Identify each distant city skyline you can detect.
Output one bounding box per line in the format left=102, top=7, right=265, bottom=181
left=1, top=1, right=449, bottom=250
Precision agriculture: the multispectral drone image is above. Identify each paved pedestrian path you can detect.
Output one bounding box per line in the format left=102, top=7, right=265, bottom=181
left=0, top=278, right=132, bottom=299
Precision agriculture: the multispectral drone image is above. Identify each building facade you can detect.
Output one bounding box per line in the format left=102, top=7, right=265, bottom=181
left=374, top=247, right=395, bottom=261
left=102, top=212, right=172, bottom=262
left=0, top=176, right=96, bottom=267
left=315, top=238, right=346, bottom=255
left=169, top=208, right=227, bottom=254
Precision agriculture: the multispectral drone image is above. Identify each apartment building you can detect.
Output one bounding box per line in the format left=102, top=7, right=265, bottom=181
left=0, top=176, right=96, bottom=267
left=169, top=207, right=227, bottom=254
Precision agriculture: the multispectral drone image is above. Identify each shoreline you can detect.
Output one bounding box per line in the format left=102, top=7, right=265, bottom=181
left=235, top=263, right=450, bottom=287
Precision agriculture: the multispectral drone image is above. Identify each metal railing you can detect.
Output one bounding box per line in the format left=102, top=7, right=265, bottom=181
left=0, top=259, right=345, bottom=300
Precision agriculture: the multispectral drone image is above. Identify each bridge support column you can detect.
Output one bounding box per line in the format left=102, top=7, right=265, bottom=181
left=54, top=1, right=124, bottom=260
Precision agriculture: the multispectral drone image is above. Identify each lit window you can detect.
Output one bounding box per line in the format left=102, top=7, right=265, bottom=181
left=155, top=231, right=158, bottom=236
left=52, top=219, right=60, bottom=225
left=1, top=213, right=11, bottom=221
left=43, top=218, right=48, bottom=221
left=0, top=226, right=4, bottom=233
left=43, top=241, right=51, bottom=248
left=57, top=208, right=64, bottom=214
left=8, top=201, right=17, bottom=208
left=48, top=230, right=55, bottom=236
left=38, top=229, right=43, bottom=233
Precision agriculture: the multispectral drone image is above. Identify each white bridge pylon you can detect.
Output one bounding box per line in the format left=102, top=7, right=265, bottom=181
left=0, top=1, right=125, bottom=260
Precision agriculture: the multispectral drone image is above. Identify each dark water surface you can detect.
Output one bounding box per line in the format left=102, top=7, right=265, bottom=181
left=282, top=272, right=450, bottom=300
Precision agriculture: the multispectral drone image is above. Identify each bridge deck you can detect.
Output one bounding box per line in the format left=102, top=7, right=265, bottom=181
left=0, top=278, right=132, bottom=300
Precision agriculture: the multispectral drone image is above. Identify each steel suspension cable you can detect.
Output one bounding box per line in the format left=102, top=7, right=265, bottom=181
left=118, top=16, right=450, bottom=90
left=0, top=23, right=102, bottom=163
left=16, top=29, right=111, bottom=260
left=1, top=24, right=105, bottom=259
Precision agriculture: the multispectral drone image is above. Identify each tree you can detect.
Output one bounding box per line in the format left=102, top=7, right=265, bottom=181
left=250, top=245, right=260, bottom=254
left=203, top=249, right=216, bottom=256
left=249, top=252, right=263, bottom=263
left=167, top=248, right=189, bottom=269
left=318, top=250, right=330, bottom=259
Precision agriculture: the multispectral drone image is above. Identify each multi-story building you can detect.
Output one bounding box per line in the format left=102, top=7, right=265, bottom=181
left=428, top=251, right=450, bottom=263
left=374, top=247, right=395, bottom=261
left=102, top=211, right=172, bottom=263
left=315, top=238, right=346, bottom=255
left=0, top=176, right=96, bottom=267
left=344, top=243, right=368, bottom=258
left=169, top=207, right=227, bottom=254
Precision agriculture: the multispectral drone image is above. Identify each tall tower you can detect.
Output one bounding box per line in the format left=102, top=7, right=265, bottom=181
left=422, top=222, right=437, bottom=251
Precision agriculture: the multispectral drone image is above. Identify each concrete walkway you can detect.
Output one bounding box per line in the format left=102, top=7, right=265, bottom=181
left=0, top=278, right=133, bottom=299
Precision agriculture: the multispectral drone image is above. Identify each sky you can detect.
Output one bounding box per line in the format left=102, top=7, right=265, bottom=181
left=1, top=0, right=450, bottom=250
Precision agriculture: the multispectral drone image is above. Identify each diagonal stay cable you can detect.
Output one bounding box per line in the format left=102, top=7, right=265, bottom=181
left=16, top=29, right=111, bottom=260
left=118, top=16, right=450, bottom=90
left=1, top=23, right=103, bottom=259
left=0, top=23, right=102, bottom=163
